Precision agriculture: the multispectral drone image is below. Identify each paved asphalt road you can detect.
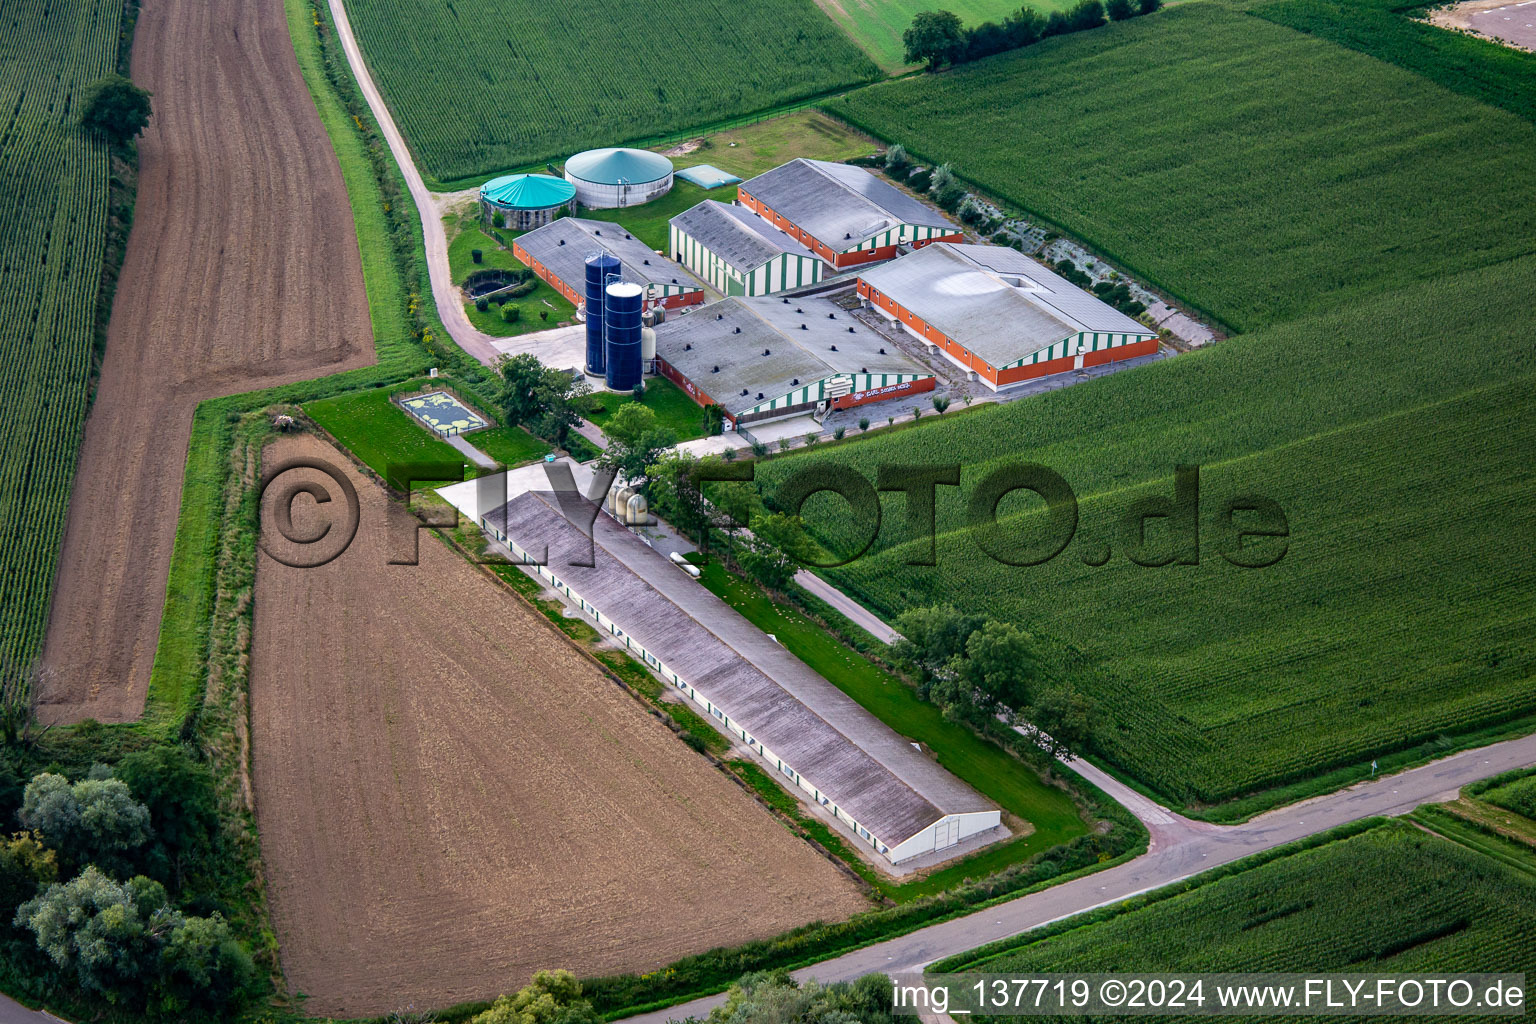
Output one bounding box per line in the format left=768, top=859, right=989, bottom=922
left=619, top=732, right=1536, bottom=1024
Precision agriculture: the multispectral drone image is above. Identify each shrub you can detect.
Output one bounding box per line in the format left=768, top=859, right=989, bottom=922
left=79, top=74, right=152, bottom=143
left=933, top=395, right=951, bottom=414
left=859, top=417, right=871, bottom=432
left=501, top=304, right=520, bottom=323
left=476, top=297, right=489, bottom=312
left=930, top=162, right=957, bottom=195
left=884, top=143, right=910, bottom=173
left=958, top=197, right=985, bottom=225
left=833, top=426, right=846, bottom=439
left=1108, top=0, right=1135, bottom=19
left=492, top=211, right=505, bottom=229
left=1139, top=0, right=1162, bottom=12
left=907, top=168, right=933, bottom=192
left=751, top=441, right=769, bottom=457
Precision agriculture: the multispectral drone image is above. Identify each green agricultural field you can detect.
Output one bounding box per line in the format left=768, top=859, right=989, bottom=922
left=587, top=376, right=710, bottom=442
left=829, top=2, right=1536, bottom=333
left=945, top=821, right=1536, bottom=987
left=306, top=385, right=472, bottom=486
left=0, top=0, right=126, bottom=672
left=760, top=253, right=1536, bottom=809
left=815, top=0, right=1076, bottom=71
left=1252, top=0, right=1536, bottom=124
left=692, top=560, right=1089, bottom=900
left=1481, top=771, right=1536, bottom=822
left=344, top=0, right=880, bottom=184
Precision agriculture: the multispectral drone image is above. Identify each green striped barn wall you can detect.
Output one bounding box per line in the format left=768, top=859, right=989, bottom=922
left=1002, top=330, right=1159, bottom=370
left=742, top=371, right=930, bottom=417
left=670, top=224, right=825, bottom=296
left=845, top=223, right=959, bottom=254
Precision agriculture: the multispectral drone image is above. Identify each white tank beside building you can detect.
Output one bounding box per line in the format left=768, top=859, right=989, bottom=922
left=564, top=147, right=674, bottom=209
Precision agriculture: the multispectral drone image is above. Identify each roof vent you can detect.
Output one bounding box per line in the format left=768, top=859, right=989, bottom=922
left=878, top=347, right=886, bottom=354
left=791, top=378, right=799, bottom=386
left=830, top=344, right=838, bottom=351
left=848, top=326, right=856, bottom=333
left=733, top=327, right=741, bottom=334
left=861, top=367, right=867, bottom=373
left=763, top=348, right=771, bottom=356
left=796, top=307, right=803, bottom=313
left=712, top=365, right=720, bottom=372
left=643, top=258, right=650, bottom=265
left=757, top=392, right=765, bottom=400
left=800, top=324, right=808, bottom=330
left=828, top=312, right=836, bottom=319
left=684, top=343, right=692, bottom=350
left=558, top=239, right=565, bottom=245
left=741, top=389, right=749, bottom=396
left=844, top=232, right=852, bottom=239
left=625, top=233, right=632, bottom=240
left=716, top=313, right=723, bottom=320
left=594, top=229, right=601, bottom=235
left=782, top=297, right=790, bottom=304
left=671, top=278, right=678, bottom=283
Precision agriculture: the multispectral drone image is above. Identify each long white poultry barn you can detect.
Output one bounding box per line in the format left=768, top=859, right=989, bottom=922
left=482, top=487, right=1005, bottom=866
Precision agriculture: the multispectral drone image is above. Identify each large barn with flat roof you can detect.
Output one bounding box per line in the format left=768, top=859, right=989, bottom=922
left=513, top=217, right=704, bottom=311
left=669, top=200, right=825, bottom=297
left=737, top=159, right=962, bottom=270
left=858, top=243, right=1159, bottom=389
left=654, top=295, right=934, bottom=428
left=482, top=487, right=1004, bottom=866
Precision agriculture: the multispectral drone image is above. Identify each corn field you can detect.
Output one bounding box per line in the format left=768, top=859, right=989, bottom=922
left=344, top=0, right=881, bottom=183
left=0, top=0, right=124, bottom=674
left=759, top=251, right=1536, bottom=806
left=828, top=3, right=1536, bottom=334
left=963, top=822, right=1536, bottom=1002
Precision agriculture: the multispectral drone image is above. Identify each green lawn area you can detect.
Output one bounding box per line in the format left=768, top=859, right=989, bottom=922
left=586, top=375, right=709, bottom=442
left=690, top=558, right=1088, bottom=900
left=444, top=209, right=577, bottom=336
left=470, top=425, right=551, bottom=468
left=305, top=384, right=471, bottom=487
left=818, top=0, right=1077, bottom=71
left=579, top=110, right=879, bottom=250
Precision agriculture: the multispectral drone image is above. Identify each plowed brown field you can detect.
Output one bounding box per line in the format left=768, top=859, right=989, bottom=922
left=250, top=435, right=869, bottom=1017
left=38, top=0, right=374, bottom=724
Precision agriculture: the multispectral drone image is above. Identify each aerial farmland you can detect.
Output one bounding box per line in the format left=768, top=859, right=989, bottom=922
left=0, top=0, right=1532, bottom=1020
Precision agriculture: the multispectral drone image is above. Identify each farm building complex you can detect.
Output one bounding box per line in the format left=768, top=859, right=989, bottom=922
left=481, top=488, right=1004, bottom=865
left=564, top=147, right=674, bottom=208
left=669, top=200, right=825, bottom=296
left=513, top=218, right=704, bottom=311
left=738, top=159, right=961, bottom=269
left=478, top=173, right=575, bottom=230
left=654, top=295, right=934, bottom=428
left=858, top=243, right=1159, bottom=389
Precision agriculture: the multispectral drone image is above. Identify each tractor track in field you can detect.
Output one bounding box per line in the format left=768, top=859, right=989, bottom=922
left=37, top=0, right=375, bottom=724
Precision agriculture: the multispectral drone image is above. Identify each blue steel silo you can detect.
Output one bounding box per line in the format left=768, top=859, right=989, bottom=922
left=604, top=281, right=644, bottom=392
left=584, top=252, right=621, bottom=377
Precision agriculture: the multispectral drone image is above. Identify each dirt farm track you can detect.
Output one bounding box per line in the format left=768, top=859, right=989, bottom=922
left=38, top=0, right=375, bottom=723
left=252, top=436, right=868, bottom=1017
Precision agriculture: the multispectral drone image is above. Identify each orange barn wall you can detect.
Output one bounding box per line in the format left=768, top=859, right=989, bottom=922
left=858, top=279, right=1159, bottom=387
left=830, top=375, right=936, bottom=410
left=512, top=241, right=702, bottom=311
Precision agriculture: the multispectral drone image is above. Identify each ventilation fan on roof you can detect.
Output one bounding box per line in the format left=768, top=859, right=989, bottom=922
left=684, top=343, right=692, bottom=350
left=791, top=379, right=799, bottom=386
left=827, top=312, right=836, bottom=319
left=643, top=258, right=650, bottom=265
left=878, top=347, right=886, bottom=354
left=741, top=389, right=749, bottom=396
left=594, top=229, right=601, bottom=235
left=625, top=233, right=632, bottom=240
left=800, top=324, right=807, bottom=330
left=795, top=307, right=803, bottom=313
left=558, top=239, right=565, bottom=245
left=830, top=344, right=837, bottom=351
left=671, top=278, right=678, bottom=284
left=757, top=392, right=765, bottom=400
left=716, top=313, right=723, bottom=320
left=712, top=365, right=720, bottom=372
left=848, top=326, right=856, bottom=333
left=845, top=232, right=852, bottom=239
left=861, top=367, right=867, bottom=373
left=782, top=297, right=790, bottom=304
left=763, top=348, right=771, bottom=356
left=733, top=327, right=741, bottom=334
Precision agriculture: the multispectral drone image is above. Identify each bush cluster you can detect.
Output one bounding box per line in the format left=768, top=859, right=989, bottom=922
left=904, top=0, right=1162, bottom=72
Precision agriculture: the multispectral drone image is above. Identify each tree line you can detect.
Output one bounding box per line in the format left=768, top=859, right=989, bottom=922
left=904, top=0, right=1163, bottom=72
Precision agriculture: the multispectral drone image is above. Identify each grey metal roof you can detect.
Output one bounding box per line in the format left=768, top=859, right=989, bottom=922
left=738, top=159, right=957, bottom=251
left=516, top=217, right=702, bottom=293
left=483, top=490, right=995, bottom=846
left=654, top=295, right=927, bottom=417
left=859, top=243, right=1156, bottom=368
left=670, top=200, right=816, bottom=272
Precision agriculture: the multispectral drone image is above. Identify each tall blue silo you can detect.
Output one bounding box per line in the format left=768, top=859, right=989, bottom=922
left=584, top=252, right=620, bottom=377
left=604, top=282, right=644, bottom=392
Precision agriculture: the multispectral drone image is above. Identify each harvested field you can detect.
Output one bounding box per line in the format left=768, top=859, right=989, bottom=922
left=38, top=0, right=374, bottom=724
left=250, top=435, right=868, bottom=1017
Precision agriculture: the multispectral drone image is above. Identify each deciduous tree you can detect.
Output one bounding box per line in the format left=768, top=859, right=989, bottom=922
left=903, top=10, right=966, bottom=70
